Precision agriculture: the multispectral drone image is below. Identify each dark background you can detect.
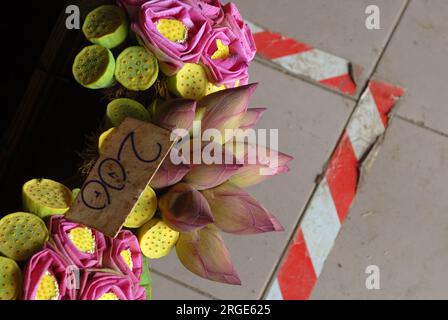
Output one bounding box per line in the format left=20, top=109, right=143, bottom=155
left=1, top=3, right=65, bottom=133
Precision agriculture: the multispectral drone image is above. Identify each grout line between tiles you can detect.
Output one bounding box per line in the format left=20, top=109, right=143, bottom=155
left=150, top=268, right=221, bottom=300
left=359, top=0, right=411, bottom=96
left=396, top=115, right=448, bottom=139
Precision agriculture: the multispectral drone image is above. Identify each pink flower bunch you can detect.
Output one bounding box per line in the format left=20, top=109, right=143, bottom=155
left=124, top=0, right=256, bottom=85
left=22, top=216, right=147, bottom=300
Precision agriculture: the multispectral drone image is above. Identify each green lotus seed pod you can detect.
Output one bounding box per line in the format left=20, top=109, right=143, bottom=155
left=124, top=186, right=158, bottom=229
left=0, top=256, right=22, bottom=300
left=167, top=63, right=209, bottom=100
left=138, top=218, right=179, bottom=259
left=115, top=46, right=159, bottom=91
left=106, top=98, right=150, bottom=127
left=73, top=45, right=116, bottom=89
left=22, top=179, right=73, bottom=218
left=82, top=5, right=128, bottom=49
left=0, top=213, right=49, bottom=262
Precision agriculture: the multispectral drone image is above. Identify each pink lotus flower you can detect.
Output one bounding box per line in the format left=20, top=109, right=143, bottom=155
left=118, top=0, right=147, bottom=21
left=184, top=0, right=224, bottom=25
left=48, top=216, right=106, bottom=269
left=176, top=225, right=240, bottom=285
left=159, top=182, right=214, bottom=232
left=103, top=230, right=143, bottom=283
left=22, top=247, right=77, bottom=300
left=201, top=27, right=250, bottom=86
left=227, top=142, right=294, bottom=188
left=133, top=0, right=212, bottom=75
left=152, top=98, right=197, bottom=131
left=202, top=182, right=284, bottom=234
left=78, top=271, right=146, bottom=300
left=221, top=3, right=257, bottom=62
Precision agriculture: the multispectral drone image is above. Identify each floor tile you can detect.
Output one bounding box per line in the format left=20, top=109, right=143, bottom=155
left=311, top=118, right=448, bottom=299
left=150, top=272, right=211, bottom=300
left=374, top=0, right=448, bottom=135
left=150, top=61, right=355, bottom=299
left=228, top=0, right=407, bottom=97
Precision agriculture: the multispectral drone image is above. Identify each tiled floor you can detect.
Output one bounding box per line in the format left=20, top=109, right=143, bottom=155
left=153, top=0, right=448, bottom=299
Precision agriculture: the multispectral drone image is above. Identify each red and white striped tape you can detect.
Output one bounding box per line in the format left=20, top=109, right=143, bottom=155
left=265, top=80, right=405, bottom=300
left=246, top=21, right=357, bottom=96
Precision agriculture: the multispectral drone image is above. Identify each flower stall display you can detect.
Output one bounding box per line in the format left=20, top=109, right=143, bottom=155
left=0, top=0, right=293, bottom=300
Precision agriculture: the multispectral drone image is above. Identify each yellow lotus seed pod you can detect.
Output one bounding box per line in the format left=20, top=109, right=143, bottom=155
left=22, top=179, right=73, bottom=218
left=138, top=219, right=179, bottom=259
left=35, top=271, right=59, bottom=300
left=98, top=127, right=116, bottom=154
left=167, top=63, right=209, bottom=100
left=206, top=82, right=225, bottom=95
left=124, top=186, right=157, bottom=229
left=0, top=212, right=49, bottom=261
left=72, top=188, right=81, bottom=200
left=0, top=256, right=22, bottom=300
left=98, top=292, right=119, bottom=300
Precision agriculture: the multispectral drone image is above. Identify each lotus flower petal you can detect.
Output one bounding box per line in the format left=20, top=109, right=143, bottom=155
left=184, top=0, right=224, bottom=25
left=202, top=182, right=284, bottom=234
left=78, top=271, right=146, bottom=300
left=222, top=3, right=257, bottom=61
left=152, top=99, right=197, bottom=132
left=150, top=157, right=191, bottom=189
left=22, top=247, right=77, bottom=300
left=227, top=142, right=294, bottom=188
left=198, top=84, right=257, bottom=137
left=238, top=108, right=267, bottom=130
left=103, top=230, right=143, bottom=283
left=159, top=183, right=214, bottom=232
left=48, top=216, right=107, bottom=269
left=176, top=225, right=241, bottom=285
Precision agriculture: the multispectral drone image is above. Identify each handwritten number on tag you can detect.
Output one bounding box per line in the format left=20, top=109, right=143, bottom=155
left=81, top=131, right=162, bottom=211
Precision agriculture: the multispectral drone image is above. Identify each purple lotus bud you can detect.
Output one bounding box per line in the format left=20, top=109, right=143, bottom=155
left=202, top=182, right=284, bottom=234
left=132, top=0, right=212, bottom=75
left=159, top=183, right=214, bottom=232
left=152, top=99, right=197, bottom=132
left=227, top=142, right=294, bottom=188
left=176, top=225, right=241, bottom=285
left=238, top=108, right=267, bottom=130
left=22, top=247, right=77, bottom=300
left=48, top=216, right=106, bottom=269
left=103, top=230, right=143, bottom=283
left=198, top=84, right=258, bottom=138
left=78, top=271, right=146, bottom=300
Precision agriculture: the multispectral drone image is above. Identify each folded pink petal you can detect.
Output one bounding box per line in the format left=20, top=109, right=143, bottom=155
left=238, top=108, right=267, bottom=130
left=117, top=0, right=147, bottom=21
left=48, top=215, right=107, bottom=269
left=78, top=271, right=146, bottom=300
left=152, top=98, right=197, bottom=131
left=22, top=247, right=77, bottom=300
left=103, top=230, right=143, bottom=283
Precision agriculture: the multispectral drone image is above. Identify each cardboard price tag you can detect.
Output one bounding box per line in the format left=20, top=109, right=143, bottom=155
left=66, top=118, right=175, bottom=237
